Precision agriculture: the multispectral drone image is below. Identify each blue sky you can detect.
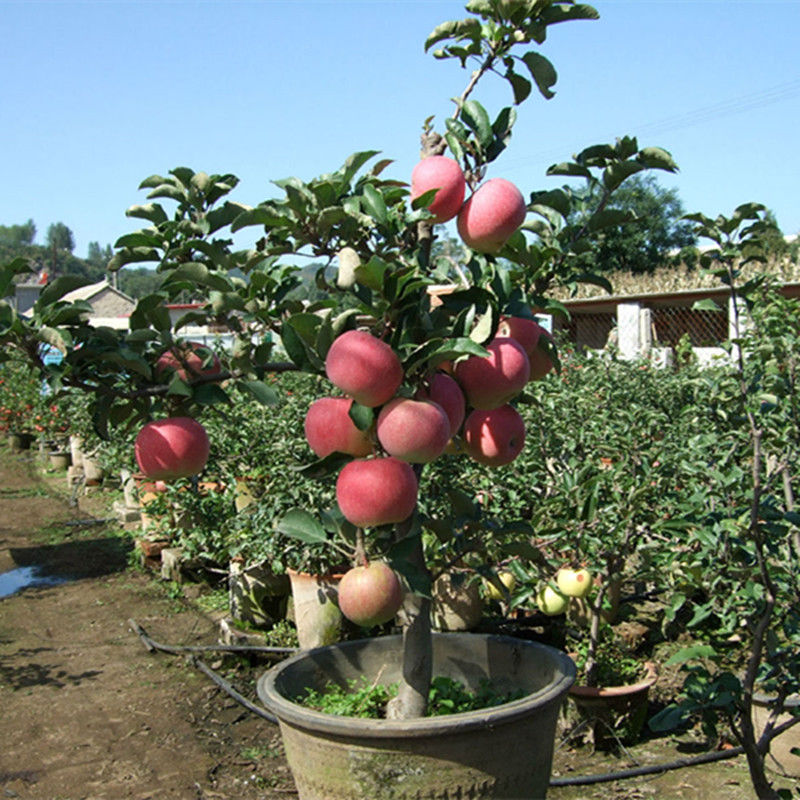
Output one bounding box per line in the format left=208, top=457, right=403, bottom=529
left=2, top=0, right=799, bottom=260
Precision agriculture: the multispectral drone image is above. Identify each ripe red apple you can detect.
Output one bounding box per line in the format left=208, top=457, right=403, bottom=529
left=156, top=341, right=221, bottom=382
left=134, top=417, right=210, bottom=480
left=457, top=178, right=527, bottom=253
left=376, top=397, right=450, bottom=463
left=454, top=337, right=530, bottom=410
left=497, top=316, right=554, bottom=380
left=337, top=561, right=404, bottom=627
left=410, top=155, right=466, bottom=224
left=415, top=372, right=465, bottom=439
left=556, top=567, right=593, bottom=598
left=336, top=456, right=418, bottom=528
left=325, top=330, right=404, bottom=408
left=463, top=405, right=526, bottom=467
left=304, top=397, right=374, bottom=459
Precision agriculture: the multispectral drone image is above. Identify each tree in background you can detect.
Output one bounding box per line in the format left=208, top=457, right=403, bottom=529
left=571, top=174, right=696, bottom=274
left=86, top=241, right=114, bottom=270
left=0, top=219, right=36, bottom=247
left=45, top=222, right=75, bottom=254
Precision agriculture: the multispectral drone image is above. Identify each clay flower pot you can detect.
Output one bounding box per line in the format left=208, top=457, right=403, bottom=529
left=257, top=633, right=575, bottom=800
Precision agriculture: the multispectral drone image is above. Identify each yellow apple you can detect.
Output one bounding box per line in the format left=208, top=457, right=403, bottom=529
left=556, top=567, right=593, bottom=598
left=484, top=570, right=516, bottom=600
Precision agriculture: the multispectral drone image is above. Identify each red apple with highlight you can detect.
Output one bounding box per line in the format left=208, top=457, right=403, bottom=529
left=304, top=397, right=373, bottom=458
left=497, top=316, right=554, bottom=380
left=415, top=372, right=465, bottom=439
left=463, top=405, right=526, bottom=467
left=337, top=561, right=404, bottom=627
left=454, top=337, right=530, bottom=410
left=325, top=330, right=403, bottom=408
left=410, top=155, right=466, bottom=224
left=135, top=417, right=210, bottom=480
left=336, top=457, right=418, bottom=528
left=457, top=178, right=527, bottom=254
left=376, top=397, right=450, bottom=463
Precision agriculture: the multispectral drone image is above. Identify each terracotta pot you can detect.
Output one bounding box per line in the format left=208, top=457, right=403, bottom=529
left=567, top=661, right=658, bottom=746
left=287, top=569, right=344, bottom=650
left=257, top=633, right=576, bottom=800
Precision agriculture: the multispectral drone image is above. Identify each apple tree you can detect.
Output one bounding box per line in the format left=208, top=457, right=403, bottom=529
left=0, top=0, right=680, bottom=721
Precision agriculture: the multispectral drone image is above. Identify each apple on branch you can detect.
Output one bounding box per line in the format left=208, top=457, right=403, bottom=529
left=462, top=404, right=526, bottom=467
left=454, top=337, right=530, bottom=410
left=336, top=456, right=418, bottom=528
left=376, top=397, right=450, bottom=463
left=410, top=155, right=466, bottom=224
left=325, top=329, right=403, bottom=408
left=304, top=397, right=374, bottom=458
left=457, top=178, right=527, bottom=254
left=134, top=417, right=210, bottom=481
left=337, top=561, right=404, bottom=627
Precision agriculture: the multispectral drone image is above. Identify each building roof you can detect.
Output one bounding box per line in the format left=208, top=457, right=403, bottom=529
left=61, top=279, right=134, bottom=305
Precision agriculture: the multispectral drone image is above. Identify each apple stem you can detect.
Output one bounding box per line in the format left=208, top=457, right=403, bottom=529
left=354, top=527, right=368, bottom=568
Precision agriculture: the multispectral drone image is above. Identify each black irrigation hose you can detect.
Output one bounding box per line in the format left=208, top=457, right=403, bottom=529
left=129, top=619, right=751, bottom=787
left=128, top=618, right=298, bottom=659
left=549, top=745, right=745, bottom=787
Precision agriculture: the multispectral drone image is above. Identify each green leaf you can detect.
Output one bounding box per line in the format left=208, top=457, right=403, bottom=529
left=602, top=160, right=645, bottom=192
left=460, top=100, right=493, bottom=150
left=665, top=644, right=718, bottom=666
left=35, top=275, right=94, bottom=309
left=692, top=299, right=722, bottom=312
left=521, top=52, right=557, bottom=100
left=348, top=402, right=374, bottom=432
left=648, top=704, right=688, bottom=733
left=276, top=509, right=328, bottom=544
left=240, top=380, right=280, bottom=406
left=192, top=383, right=230, bottom=406
left=547, top=161, right=592, bottom=179
left=125, top=203, right=168, bottom=225
left=424, top=17, right=481, bottom=52
left=361, top=184, right=388, bottom=225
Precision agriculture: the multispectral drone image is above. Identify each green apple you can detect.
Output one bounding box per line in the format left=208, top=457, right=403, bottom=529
left=556, top=567, right=593, bottom=598
left=536, top=585, right=569, bottom=616
left=484, top=570, right=516, bottom=600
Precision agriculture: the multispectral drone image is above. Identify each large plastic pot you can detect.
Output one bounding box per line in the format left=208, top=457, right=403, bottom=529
left=257, top=632, right=575, bottom=799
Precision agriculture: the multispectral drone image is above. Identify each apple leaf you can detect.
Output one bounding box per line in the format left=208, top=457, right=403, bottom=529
left=277, top=509, right=329, bottom=545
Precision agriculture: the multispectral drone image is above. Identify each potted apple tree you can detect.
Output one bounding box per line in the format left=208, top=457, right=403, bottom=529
left=0, top=2, right=682, bottom=797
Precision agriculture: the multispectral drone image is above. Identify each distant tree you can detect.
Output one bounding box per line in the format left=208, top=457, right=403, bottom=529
left=117, top=267, right=163, bottom=299
left=571, top=174, right=696, bottom=274
left=46, top=222, right=75, bottom=253
left=86, top=241, right=114, bottom=270
left=0, top=219, right=36, bottom=246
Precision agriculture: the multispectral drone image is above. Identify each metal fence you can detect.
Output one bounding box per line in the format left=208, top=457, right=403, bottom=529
left=650, top=304, right=728, bottom=348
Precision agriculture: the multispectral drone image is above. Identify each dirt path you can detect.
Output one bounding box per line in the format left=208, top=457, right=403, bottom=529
left=0, top=448, right=293, bottom=800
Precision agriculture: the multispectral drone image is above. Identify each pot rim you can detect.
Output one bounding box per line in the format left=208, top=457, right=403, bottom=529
left=569, top=660, right=658, bottom=699
left=257, top=632, right=576, bottom=738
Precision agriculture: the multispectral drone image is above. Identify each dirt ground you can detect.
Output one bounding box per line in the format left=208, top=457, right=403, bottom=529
left=0, top=444, right=792, bottom=799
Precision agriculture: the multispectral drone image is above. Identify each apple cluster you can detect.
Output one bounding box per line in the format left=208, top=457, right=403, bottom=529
left=306, top=319, right=554, bottom=628
left=536, top=566, right=593, bottom=616
left=410, top=155, right=527, bottom=254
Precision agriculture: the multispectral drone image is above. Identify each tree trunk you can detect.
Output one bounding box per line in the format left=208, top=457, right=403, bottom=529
left=386, top=533, right=432, bottom=720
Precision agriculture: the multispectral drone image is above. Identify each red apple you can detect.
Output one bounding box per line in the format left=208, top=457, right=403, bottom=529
left=134, top=417, right=210, bottom=480
left=454, top=337, right=530, bottom=410
left=156, top=341, right=221, bottom=382
left=376, top=397, right=450, bottom=463
left=415, top=372, right=465, bottom=439
left=463, top=405, right=526, bottom=467
left=325, top=330, right=404, bottom=408
left=336, top=457, right=418, bottom=528
left=410, top=155, right=466, bottom=224
left=304, top=397, right=373, bottom=458
left=497, top=316, right=554, bottom=380
left=337, top=561, right=404, bottom=627
left=457, top=178, right=527, bottom=253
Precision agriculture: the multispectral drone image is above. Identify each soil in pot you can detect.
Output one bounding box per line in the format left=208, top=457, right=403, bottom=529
left=257, top=632, right=575, bottom=800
